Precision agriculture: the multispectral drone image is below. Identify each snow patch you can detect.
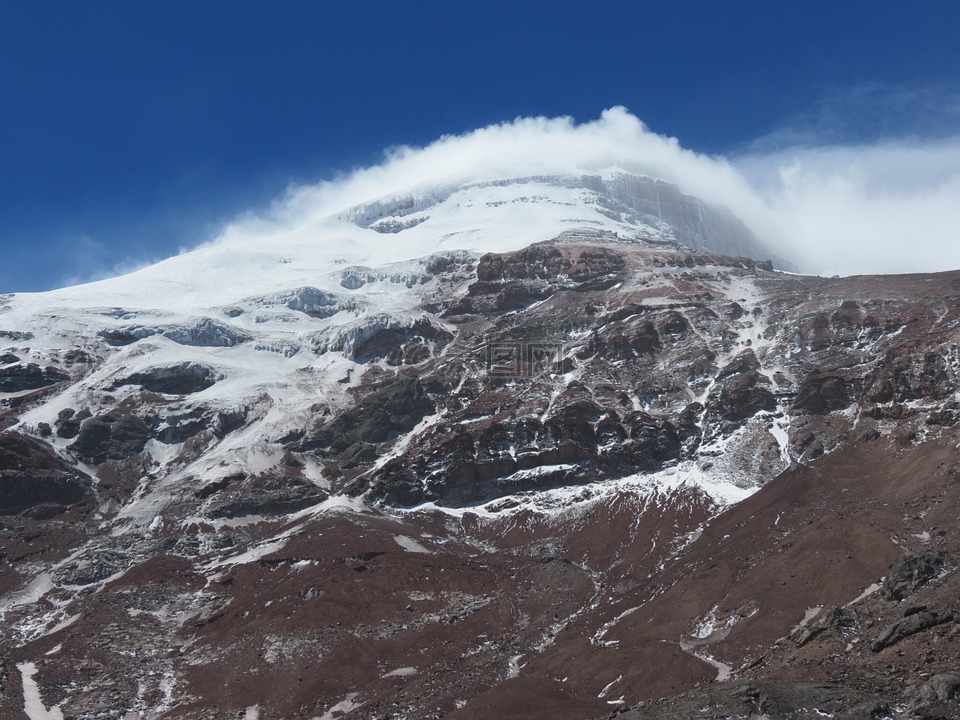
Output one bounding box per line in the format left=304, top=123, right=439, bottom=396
left=17, top=663, right=64, bottom=720
left=315, top=692, right=363, bottom=720
left=507, top=654, right=525, bottom=678
left=792, top=606, right=823, bottom=633
left=846, top=582, right=882, bottom=606
left=393, top=535, right=432, bottom=554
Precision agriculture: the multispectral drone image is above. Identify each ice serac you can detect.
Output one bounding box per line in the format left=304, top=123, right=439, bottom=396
left=2, top=170, right=960, bottom=719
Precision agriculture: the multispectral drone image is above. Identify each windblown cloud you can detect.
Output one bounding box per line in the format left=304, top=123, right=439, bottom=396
left=734, top=139, right=960, bottom=275
left=216, top=107, right=960, bottom=277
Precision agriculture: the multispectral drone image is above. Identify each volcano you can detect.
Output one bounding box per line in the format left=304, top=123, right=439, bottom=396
left=2, top=169, right=959, bottom=720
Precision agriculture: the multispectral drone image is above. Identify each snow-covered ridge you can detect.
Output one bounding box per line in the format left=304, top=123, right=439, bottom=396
left=4, top=172, right=772, bottom=314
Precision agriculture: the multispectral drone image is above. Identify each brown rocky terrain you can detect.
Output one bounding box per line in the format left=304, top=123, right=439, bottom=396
left=3, top=221, right=960, bottom=719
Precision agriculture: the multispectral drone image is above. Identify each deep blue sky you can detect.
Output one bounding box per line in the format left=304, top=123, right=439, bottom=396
left=2, top=1, right=959, bottom=292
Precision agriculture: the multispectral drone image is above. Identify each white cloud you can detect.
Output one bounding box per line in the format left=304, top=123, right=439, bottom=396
left=733, top=139, right=960, bottom=275
left=212, top=107, right=960, bottom=277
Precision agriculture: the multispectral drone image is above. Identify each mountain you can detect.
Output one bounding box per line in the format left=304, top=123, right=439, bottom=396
left=2, top=171, right=959, bottom=720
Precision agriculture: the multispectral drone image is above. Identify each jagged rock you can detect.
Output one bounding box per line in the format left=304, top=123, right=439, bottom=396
left=717, top=349, right=761, bottom=379
left=111, top=362, right=220, bottom=395
left=656, top=310, right=690, bottom=338
left=353, top=317, right=452, bottom=364
left=466, top=278, right=555, bottom=313
left=883, top=551, right=949, bottom=601
left=623, top=412, right=682, bottom=468
left=916, top=673, right=960, bottom=703
left=911, top=673, right=960, bottom=718
left=0, top=363, right=68, bottom=392
left=54, top=547, right=131, bottom=586
left=54, top=408, right=90, bottom=439
left=926, top=400, right=960, bottom=427
left=0, top=431, right=90, bottom=515
left=836, top=701, right=892, bottom=720
left=713, top=369, right=776, bottom=422
left=162, top=318, right=250, bottom=347
left=866, top=349, right=954, bottom=404
left=146, top=406, right=245, bottom=444
left=579, top=320, right=661, bottom=360
left=366, top=467, right=428, bottom=506
left=0, top=330, right=33, bottom=341
left=194, top=473, right=243, bottom=499
left=0, top=353, right=18, bottom=365
left=792, top=374, right=852, bottom=414
left=70, top=412, right=151, bottom=463
left=339, top=441, right=378, bottom=469
left=616, top=681, right=874, bottom=720
left=98, top=318, right=251, bottom=348
left=796, top=607, right=857, bottom=646
left=870, top=610, right=953, bottom=652
left=467, top=245, right=625, bottom=313
left=476, top=245, right=624, bottom=283
left=306, top=377, right=435, bottom=455
left=205, top=480, right=328, bottom=519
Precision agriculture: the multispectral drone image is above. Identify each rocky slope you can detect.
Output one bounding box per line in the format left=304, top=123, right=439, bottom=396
left=1, top=173, right=960, bottom=719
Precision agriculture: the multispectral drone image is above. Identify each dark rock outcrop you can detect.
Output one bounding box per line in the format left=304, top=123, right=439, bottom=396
left=792, top=375, right=852, bottom=414
left=796, top=606, right=857, bottom=646
left=870, top=610, right=953, bottom=652
left=0, top=363, right=69, bottom=392
left=111, top=362, right=220, bottom=395
left=0, top=431, right=90, bottom=515
left=882, top=551, right=948, bottom=601
left=911, top=673, right=960, bottom=718
left=69, top=412, right=151, bottom=463
left=711, top=369, right=776, bottom=422
left=307, top=377, right=436, bottom=455
left=204, top=479, right=328, bottom=519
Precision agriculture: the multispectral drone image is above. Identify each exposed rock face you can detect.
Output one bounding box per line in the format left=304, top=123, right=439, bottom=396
left=792, top=374, right=852, bottom=414
left=203, top=476, right=328, bottom=519
left=0, top=363, right=69, bottom=392
left=110, top=362, right=220, bottom=395
left=307, top=376, right=436, bottom=457
left=69, top=412, right=151, bottom=463
left=99, top=318, right=250, bottom=347
left=0, top=431, right=90, bottom=515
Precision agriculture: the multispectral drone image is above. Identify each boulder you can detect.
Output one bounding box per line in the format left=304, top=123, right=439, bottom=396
left=870, top=610, right=953, bottom=652
left=882, top=551, right=948, bottom=601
